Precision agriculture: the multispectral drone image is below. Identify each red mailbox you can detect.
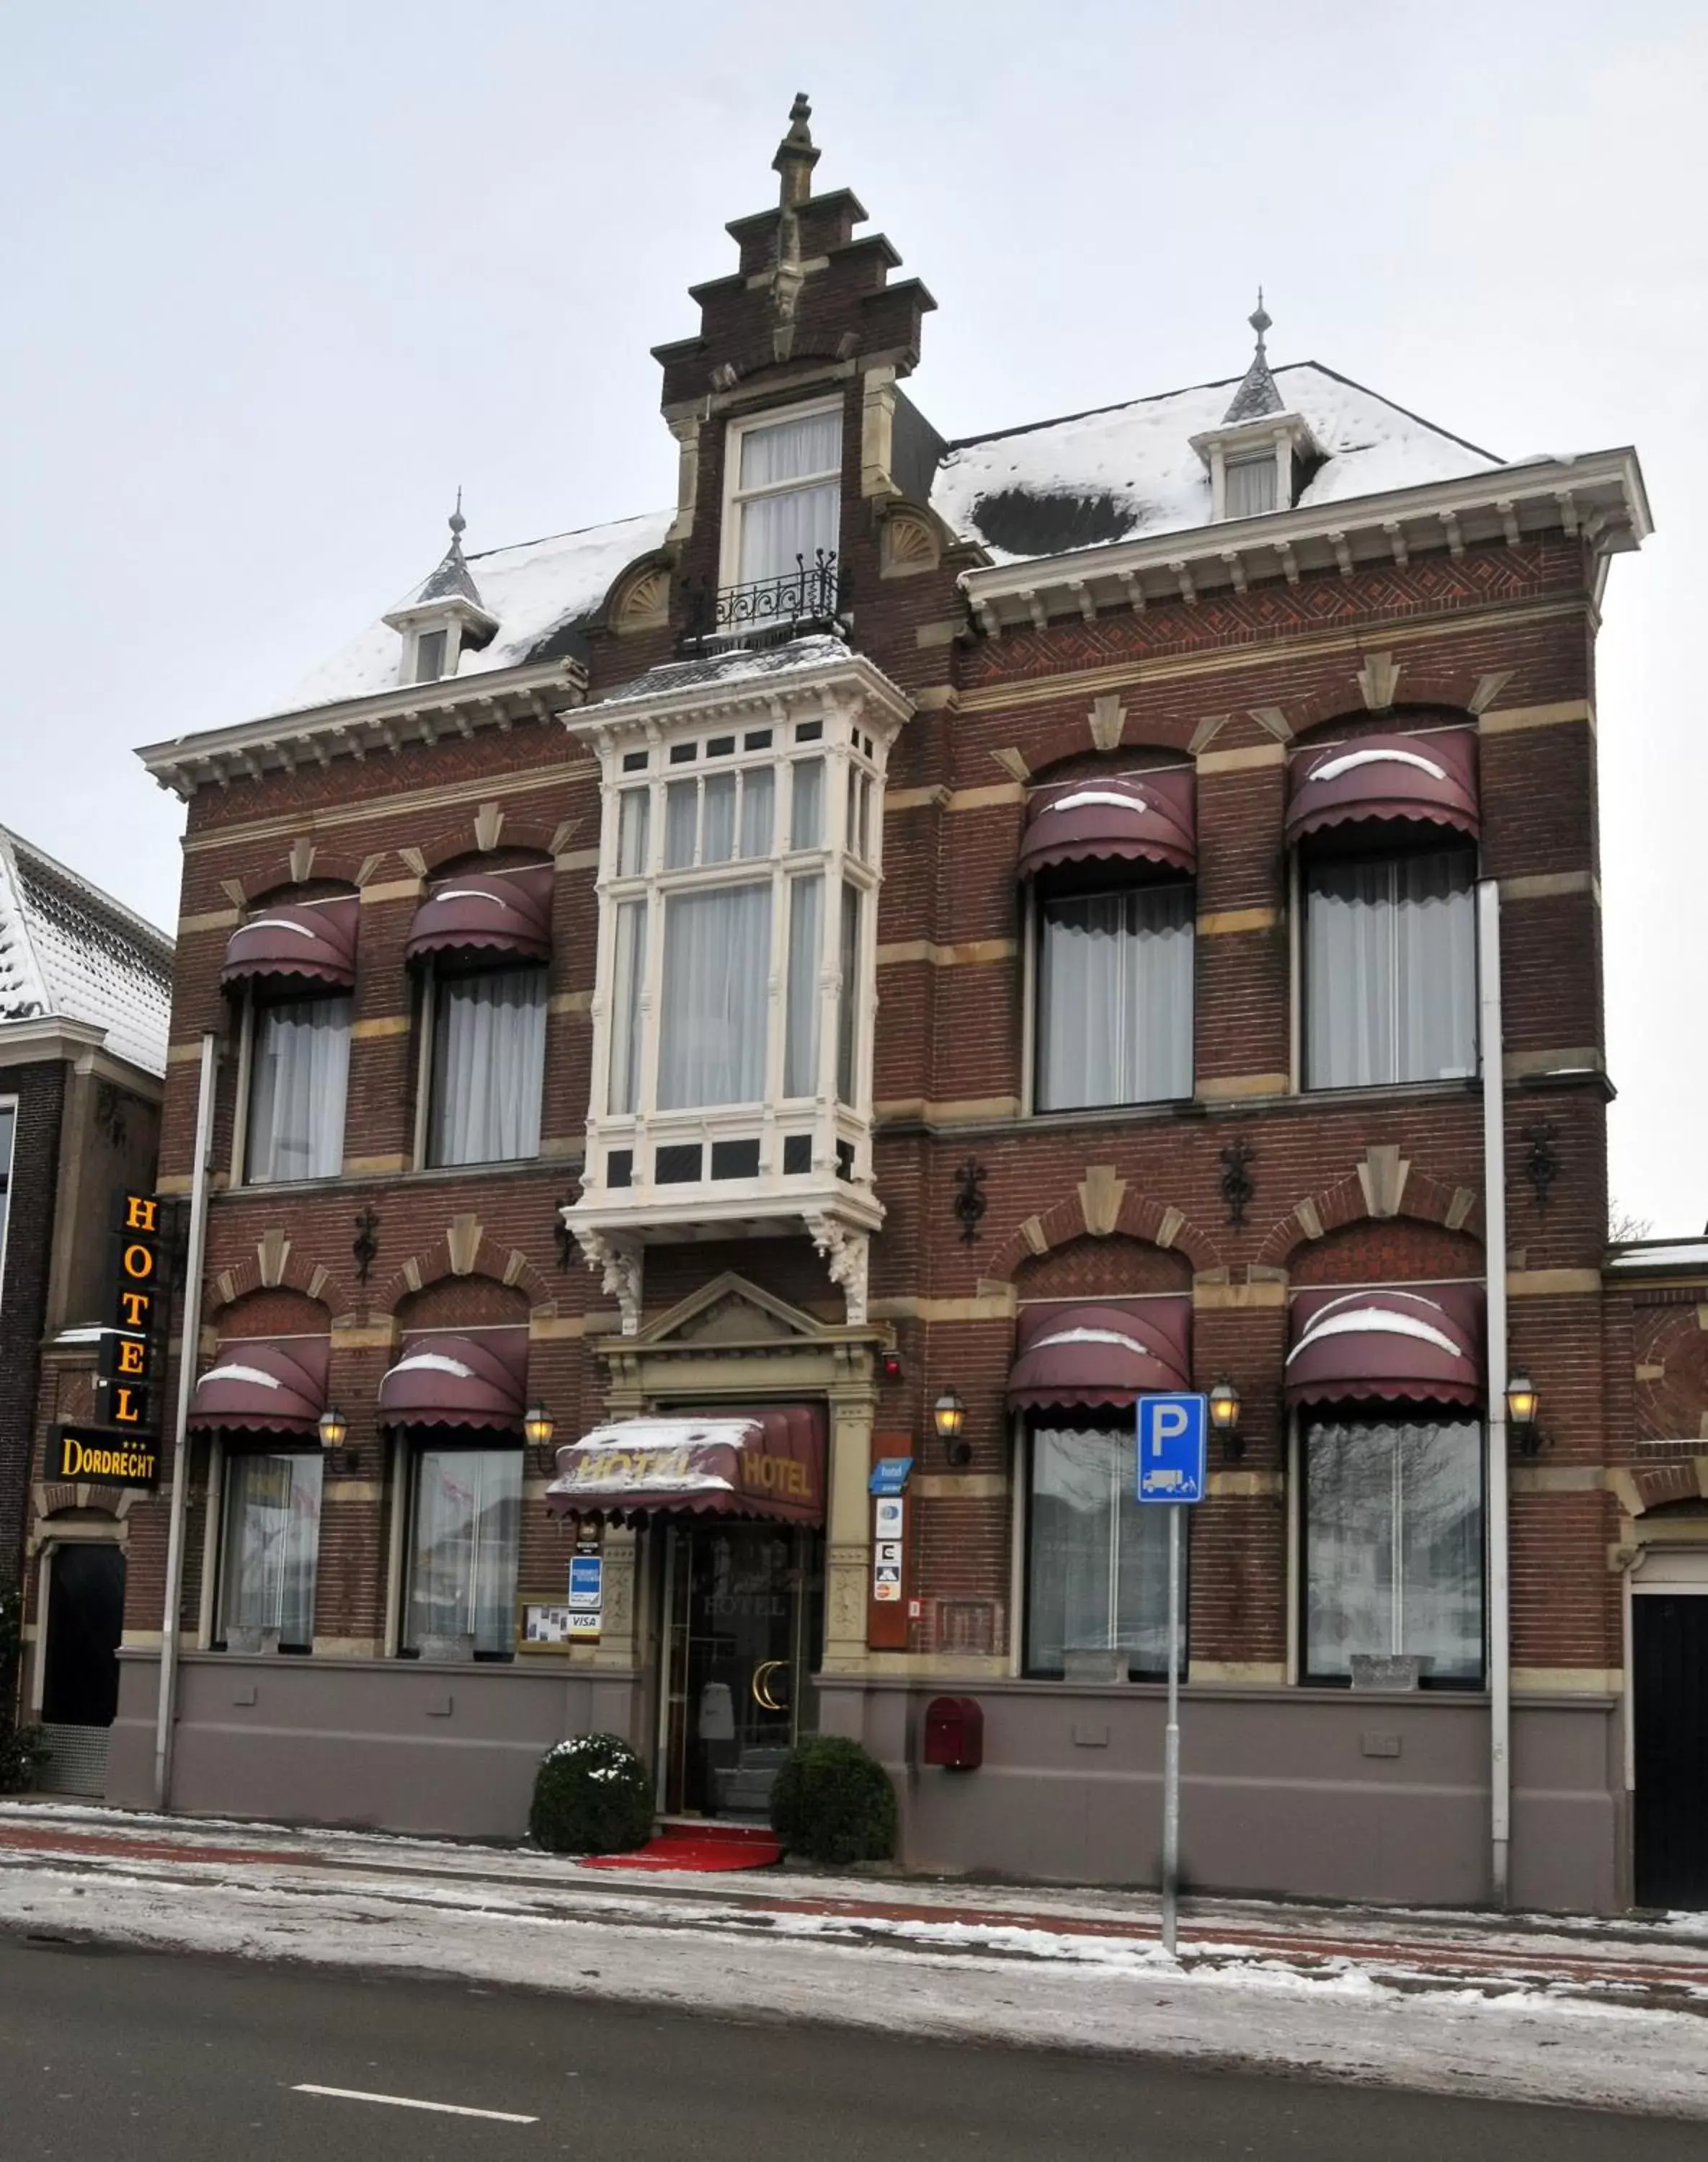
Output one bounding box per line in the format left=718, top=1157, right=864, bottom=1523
left=923, top=1695, right=984, bottom=1772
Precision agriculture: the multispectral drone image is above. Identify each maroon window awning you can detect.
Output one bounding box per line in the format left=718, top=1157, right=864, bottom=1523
left=1285, top=729, right=1480, bottom=845
left=405, top=868, right=553, bottom=964
left=1008, top=1299, right=1192, bottom=1412
left=1018, top=770, right=1196, bottom=879
left=545, top=1407, right=826, bottom=1526
left=378, top=1330, right=528, bottom=1432
left=191, top=1338, right=329, bottom=1436
left=221, top=899, right=359, bottom=991
left=1286, top=1286, right=1483, bottom=1408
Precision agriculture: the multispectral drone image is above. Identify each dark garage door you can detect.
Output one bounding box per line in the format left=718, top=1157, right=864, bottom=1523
left=1634, top=1593, right=1708, bottom=1910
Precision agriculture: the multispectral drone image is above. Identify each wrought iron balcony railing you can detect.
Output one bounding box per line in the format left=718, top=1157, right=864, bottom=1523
left=679, top=551, right=847, bottom=655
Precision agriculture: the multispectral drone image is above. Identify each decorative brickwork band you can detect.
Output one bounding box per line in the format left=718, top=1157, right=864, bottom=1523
left=1255, top=1158, right=1484, bottom=1270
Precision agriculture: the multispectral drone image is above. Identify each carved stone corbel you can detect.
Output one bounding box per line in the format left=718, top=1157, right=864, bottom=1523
left=572, top=1227, right=644, bottom=1337
left=804, top=1214, right=869, bottom=1325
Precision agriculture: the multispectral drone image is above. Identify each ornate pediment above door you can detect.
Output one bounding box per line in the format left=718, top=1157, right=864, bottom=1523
left=589, top=1270, right=888, bottom=1411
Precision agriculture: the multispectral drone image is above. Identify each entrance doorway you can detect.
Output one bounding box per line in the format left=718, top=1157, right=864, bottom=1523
left=1634, top=1591, right=1708, bottom=1908
left=659, top=1521, right=823, bottom=1819
left=39, top=1542, right=126, bottom=1796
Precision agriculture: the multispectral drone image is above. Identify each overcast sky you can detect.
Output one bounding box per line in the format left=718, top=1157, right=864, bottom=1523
left=3, top=2, right=1703, bottom=1232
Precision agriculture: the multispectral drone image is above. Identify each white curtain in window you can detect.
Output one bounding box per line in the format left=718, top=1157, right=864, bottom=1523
left=836, top=884, right=861, bottom=1106
left=740, top=768, right=775, bottom=857
left=608, top=899, right=646, bottom=1116
left=1304, top=1417, right=1483, bottom=1682
left=1306, top=848, right=1476, bottom=1087
left=658, top=882, right=771, bottom=1108
left=739, top=484, right=840, bottom=585
left=248, top=995, right=351, bottom=1182
left=1036, top=885, right=1193, bottom=1111
left=404, top=1447, right=522, bottom=1655
left=1027, top=1426, right=1171, bottom=1674
left=618, top=789, right=649, bottom=876
left=220, top=1452, right=322, bottom=1647
left=1225, top=454, right=1278, bottom=517
left=739, top=409, right=841, bottom=489
left=430, top=967, right=546, bottom=1165
left=784, top=875, right=822, bottom=1097
left=790, top=758, right=824, bottom=849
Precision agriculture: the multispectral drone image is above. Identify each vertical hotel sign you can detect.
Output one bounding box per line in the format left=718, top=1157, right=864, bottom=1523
left=53, top=1191, right=166, bottom=1489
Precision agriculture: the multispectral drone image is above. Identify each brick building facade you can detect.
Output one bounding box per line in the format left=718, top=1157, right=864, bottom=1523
left=80, top=101, right=1708, bottom=1909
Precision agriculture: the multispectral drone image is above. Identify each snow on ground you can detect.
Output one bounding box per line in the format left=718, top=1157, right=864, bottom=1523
left=3, top=1805, right=1708, bottom=2117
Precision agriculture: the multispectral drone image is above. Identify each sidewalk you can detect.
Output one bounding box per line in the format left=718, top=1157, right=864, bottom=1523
left=4, top=1799, right=1708, bottom=2118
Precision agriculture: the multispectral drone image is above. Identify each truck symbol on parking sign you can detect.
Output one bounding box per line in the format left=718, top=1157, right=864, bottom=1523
left=1136, top=1394, right=1207, bottom=1504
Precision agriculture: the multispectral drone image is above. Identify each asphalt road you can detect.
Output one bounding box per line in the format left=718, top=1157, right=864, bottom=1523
left=1, top=1930, right=1702, bottom=2161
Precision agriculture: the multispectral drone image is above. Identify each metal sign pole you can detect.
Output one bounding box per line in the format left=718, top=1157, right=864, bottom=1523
left=1162, top=1500, right=1181, bottom=1957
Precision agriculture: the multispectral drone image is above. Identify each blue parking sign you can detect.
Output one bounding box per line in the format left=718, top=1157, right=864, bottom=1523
left=1136, top=1393, right=1207, bottom=1504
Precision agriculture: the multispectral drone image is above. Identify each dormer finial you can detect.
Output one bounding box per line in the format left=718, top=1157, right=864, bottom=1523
left=1249, top=288, right=1271, bottom=349
left=1222, top=288, right=1285, bottom=425
left=773, top=90, right=821, bottom=211
left=449, top=484, right=466, bottom=542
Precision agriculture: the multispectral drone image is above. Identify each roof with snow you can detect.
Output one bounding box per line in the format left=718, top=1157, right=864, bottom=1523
left=0, top=828, right=174, bottom=1077
left=930, top=361, right=1500, bottom=566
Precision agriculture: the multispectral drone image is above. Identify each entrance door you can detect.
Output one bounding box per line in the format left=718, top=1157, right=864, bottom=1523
left=1634, top=1593, right=1708, bottom=1908
left=660, top=1522, right=823, bottom=1819
left=40, top=1543, right=125, bottom=1796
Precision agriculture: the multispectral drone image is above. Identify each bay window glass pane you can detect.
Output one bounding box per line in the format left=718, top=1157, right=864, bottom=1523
left=1304, top=1416, right=1483, bottom=1683
left=658, top=882, right=770, bottom=1108
left=404, top=1447, right=522, bottom=1657
left=739, top=409, right=841, bottom=489
left=784, top=875, right=823, bottom=1097
left=1225, top=455, right=1278, bottom=517
left=618, top=789, right=650, bottom=876
left=1036, top=884, right=1193, bottom=1111
left=1027, top=1426, right=1170, bottom=1676
left=1305, top=848, right=1476, bottom=1088
left=608, top=899, right=646, bottom=1116
left=429, top=967, right=546, bottom=1166
left=0, top=1103, right=13, bottom=1302
left=665, top=779, right=698, bottom=869
left=220, top=1452, right=321, bottom=1649
left=247, top=994, right=351, bottom=1183
left=703, top=772, right=737, bottom=863
left=740, top=766, right=775, bottom=858
left=836, top=884, right=861, bottom=1105
left=791, top=758, right=824, bottom=849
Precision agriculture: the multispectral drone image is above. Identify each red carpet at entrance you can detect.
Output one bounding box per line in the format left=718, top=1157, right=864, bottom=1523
left=579, top=1822, right=782, bottom=1872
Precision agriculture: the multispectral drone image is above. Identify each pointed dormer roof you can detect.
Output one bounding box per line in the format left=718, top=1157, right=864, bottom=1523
left=384, top=493, right=499, bottom=650
left=415, top=492, right=488, bottom=610
left=1222, top=293, right=1286, bottom=424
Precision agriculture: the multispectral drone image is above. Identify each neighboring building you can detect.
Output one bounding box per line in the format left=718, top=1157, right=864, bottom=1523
left=1, top=827, right=172, bottom=1795
left=104, top=98, right=1699, bottom=1910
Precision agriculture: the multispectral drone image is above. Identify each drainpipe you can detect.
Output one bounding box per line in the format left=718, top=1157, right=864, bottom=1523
left=154, top=1031, right=218, bottom=1812
left=1478, top=881, right=1511, bottom=1906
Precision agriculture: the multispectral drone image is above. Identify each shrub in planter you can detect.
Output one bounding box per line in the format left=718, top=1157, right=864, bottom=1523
left=0, top=1722, right=48, bottom=1795
left=528, top=1733, right=654, bottom=1855
left=770, top=1735, right=897, bottom=1865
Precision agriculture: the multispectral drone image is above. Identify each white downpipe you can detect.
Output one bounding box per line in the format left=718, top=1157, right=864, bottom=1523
left=154, top=1031, right=218, bottom=1812
left=1478, top=882, right=1511, bottom=1906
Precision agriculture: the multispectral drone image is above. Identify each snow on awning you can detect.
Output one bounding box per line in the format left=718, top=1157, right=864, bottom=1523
left=1008, top=1299, right=1192, bottom=1411
left=221, top=899, right=358, bottom=991
left=191, top=1338, right=328, bottom=1436
left=405, top=868, right=553, bottom=965
left=378, top=1331, right=528, bottom=1432
left=1285, top=731, right=1479, bottom=845
left=1286, top=1286, right=1482, bottom=1409
left=1018, top=772, right=1196, bottom=880
left=546, top=1407, right=826, bottom=1526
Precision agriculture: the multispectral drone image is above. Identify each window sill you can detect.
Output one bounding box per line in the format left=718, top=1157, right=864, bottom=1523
left=217, top=1155, right=571, bottom=1199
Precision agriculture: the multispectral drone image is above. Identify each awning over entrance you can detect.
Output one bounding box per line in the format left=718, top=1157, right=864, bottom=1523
left=1286, top=1286, right=1483, bottom=1408
left=1284, top=729, right=1480, bottom=845
left=190, top=1338, right=328, bottom=1435
left=220, top=899, right=358, bottom=990
left=1018, top=771, right=1196, bottom=880
left=405, top=868, right=553, bottom=964
left=1007, top=1299, right=1192, bottom=1412
left=545, top=1407, right=826, bottom=1526
left=377, top=1330, right=528, bottom=1431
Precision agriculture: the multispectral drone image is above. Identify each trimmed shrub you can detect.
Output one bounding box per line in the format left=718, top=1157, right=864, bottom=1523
left=0, top=1723, right=47, bottom=1795
left=528, top=1733, right=654, bottom=1856
left=770, top=1735, right=897, bottom=1865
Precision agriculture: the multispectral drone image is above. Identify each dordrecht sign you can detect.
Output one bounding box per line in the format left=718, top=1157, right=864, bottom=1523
left=53, top=1191, right=166, bottom=1488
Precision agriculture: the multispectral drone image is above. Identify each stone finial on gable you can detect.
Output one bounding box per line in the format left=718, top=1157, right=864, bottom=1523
left=773, top=92, right=821, bottom=211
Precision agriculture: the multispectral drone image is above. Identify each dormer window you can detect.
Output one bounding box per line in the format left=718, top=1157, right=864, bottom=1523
left=724, top=401, right=842, bottom=589
left=1191, top=297, right=1318, bottom=524
left=1224, top=451, right=1279, bottom=520
left=384, top=499, right=499, bottom=690
left=412, top=628, right=448, bottom=684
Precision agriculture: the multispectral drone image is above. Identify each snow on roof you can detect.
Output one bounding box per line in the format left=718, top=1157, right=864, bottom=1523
left=592, top=632, right=855, bottom=709
left=283, top=509, right=675, bottom=716
left=0, top=827, right=174, bottom=1076
left=1606, top=1240, right=1708, bottom=1272
left=928, top=361, right=1501, bottom=566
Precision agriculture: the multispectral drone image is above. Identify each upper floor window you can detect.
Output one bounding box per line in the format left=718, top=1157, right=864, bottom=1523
left=246, top=992, right=352, bottom=1183
left=724, top=403, right=842, bottom=588
left=0, top=1101, right=14, bottom=1307
left=1020, top=773, right=1197, bottom=1114
left=1303, top=843, right=1477, bottom=1089
left=1224, top=450, right=1278, bottom=518
left=412, top=627, right=448, bottom=683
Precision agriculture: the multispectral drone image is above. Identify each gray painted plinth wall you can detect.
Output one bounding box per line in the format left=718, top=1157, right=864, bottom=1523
left=107, top=1651, right=646, bottom=1838
left=107, top=1652, right=1624, bottom=1912
left=821, top=1679, right=1625, bottom=1914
